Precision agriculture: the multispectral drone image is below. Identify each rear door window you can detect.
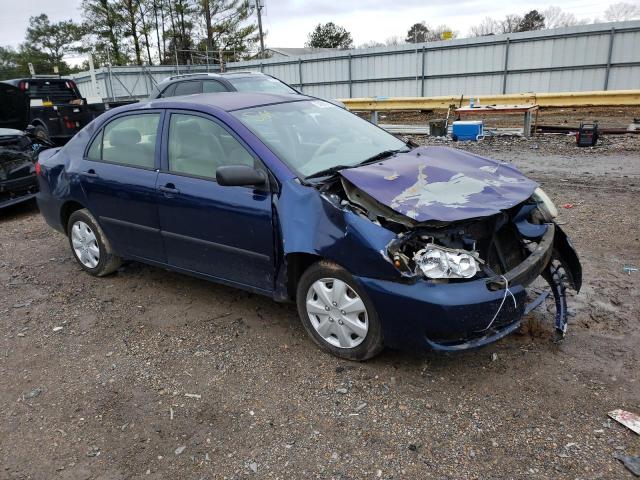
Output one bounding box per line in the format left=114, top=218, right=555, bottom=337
left=87, top=113, right=160, bottom=169
left=173, top=81, right=202, bottom=96
left=202, top=80, right=228, bottom=93
left=160, top=84, right=177, bottom=97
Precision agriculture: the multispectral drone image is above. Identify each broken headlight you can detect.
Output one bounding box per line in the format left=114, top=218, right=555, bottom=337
left=413, top=245, right=480, bottom=279
left=532, top=187, right=557, bottom=222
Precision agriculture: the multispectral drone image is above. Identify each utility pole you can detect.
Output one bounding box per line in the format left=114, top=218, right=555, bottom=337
left=255, top=0, right=265, bottom=58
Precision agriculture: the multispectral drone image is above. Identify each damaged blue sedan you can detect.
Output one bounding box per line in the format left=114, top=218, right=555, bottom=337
left=35, top=93, right=581, bottom=360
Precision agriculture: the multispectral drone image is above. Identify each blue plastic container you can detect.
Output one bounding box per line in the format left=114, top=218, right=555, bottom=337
left=452, top=121, right=484, bottom=141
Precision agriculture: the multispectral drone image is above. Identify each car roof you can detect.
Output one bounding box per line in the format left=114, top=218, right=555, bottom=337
left=144, top=91, right=311, bottom=112
left=159, top=71, right=269, bottom=84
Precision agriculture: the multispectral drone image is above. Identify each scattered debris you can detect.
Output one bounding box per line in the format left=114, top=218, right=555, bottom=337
left=248, top=462, right=258, bottom=473
left=336, top=388, right=348, bottom=394
left=175, top=446, right=186, bottom=455
left=408, top=444, right=418, bottom=452
left=562, top=203, right=574, bottom=209
left=52, top=326, right=63, bottom=332
left=184, top=393, right=201, bottom=399
left=491, top=352, right=498, bottom=361
left=615, top=453, right=640, bottom=477
left=12, top=299, right=33, bottom=309
left=609, top=409, right=640, bottom=434
left=355, top=402, right=367, bottom=412
left=87, top=446, right=100, bottom=457
left=24, top=387, right=42, bottom=399
left=623, top=265, right=638, bottom=275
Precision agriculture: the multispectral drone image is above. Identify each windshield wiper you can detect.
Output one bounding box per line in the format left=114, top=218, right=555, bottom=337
left=304, top=164, right=353, bottom=180
left=356, top=148, right=410, bottom=166
left=304, top=148, right=411, bottom=181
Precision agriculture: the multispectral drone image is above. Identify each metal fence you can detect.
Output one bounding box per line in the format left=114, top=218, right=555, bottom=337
left=73, top=20, right=640, bottom=101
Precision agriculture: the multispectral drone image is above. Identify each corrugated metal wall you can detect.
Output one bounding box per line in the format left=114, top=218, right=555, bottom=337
left=73, top=21, right=640, bottom=101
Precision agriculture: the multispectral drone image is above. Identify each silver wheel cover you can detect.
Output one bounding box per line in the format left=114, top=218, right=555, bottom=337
left=71, top=220, right=100, bottom=269
left=305, top=278, right=369, bottom=349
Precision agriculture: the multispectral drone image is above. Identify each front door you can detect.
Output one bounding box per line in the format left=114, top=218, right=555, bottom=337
left=76, top=111, right=165, bottom=262
left=156, top=112, right=274, bottom=292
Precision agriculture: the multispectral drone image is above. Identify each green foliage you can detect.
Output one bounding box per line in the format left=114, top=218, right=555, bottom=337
left=517, top=10, right=545, bottom=32
left=306, top=22, right=353, bottom=49
left=406, top=23, right=430, bottom=43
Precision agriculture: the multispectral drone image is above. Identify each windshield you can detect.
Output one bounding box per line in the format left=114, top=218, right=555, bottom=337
left=232, top=100, right=407, bottom=177
left=226, top=76, right=298, bottom=95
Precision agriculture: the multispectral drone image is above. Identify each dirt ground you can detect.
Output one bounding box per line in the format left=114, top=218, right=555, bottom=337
left=1, top=134, right=639, bottom=479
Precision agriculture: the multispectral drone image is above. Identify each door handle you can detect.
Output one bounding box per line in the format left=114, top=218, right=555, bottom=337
left=83, top=169, right=99, bottom=178
left=159, top=184, right=180, bottom=194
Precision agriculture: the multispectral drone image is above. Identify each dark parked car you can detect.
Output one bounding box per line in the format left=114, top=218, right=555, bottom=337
left=35, top=93, right=581, bottom=360
left=3, top=77, right=92, bottom=143
left=0, top=82, right=53, bottom=209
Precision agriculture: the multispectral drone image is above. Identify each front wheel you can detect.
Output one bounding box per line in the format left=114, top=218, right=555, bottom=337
left=67, top=209, right=122, bottom=277
left=296, top=261, right=383, bottom=361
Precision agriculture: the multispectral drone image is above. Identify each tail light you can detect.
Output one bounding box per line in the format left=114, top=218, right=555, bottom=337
left=63, top=115, right=75, bottom=129
left=35, top=161, right=41, bottom=176
left=66, top=80, right=77, bottom=90
left=18, top=80, right=28, bottom=90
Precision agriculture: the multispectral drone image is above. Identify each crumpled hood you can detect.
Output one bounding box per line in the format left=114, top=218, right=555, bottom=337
left=340, top=146, right=538, bottom=223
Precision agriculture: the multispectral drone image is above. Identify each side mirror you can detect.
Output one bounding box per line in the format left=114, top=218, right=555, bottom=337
left=216, top=165, right=267, bottom=187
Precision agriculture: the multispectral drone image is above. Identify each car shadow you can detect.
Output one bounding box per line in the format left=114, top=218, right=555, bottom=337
left=0, top=199, right=39, bottom=223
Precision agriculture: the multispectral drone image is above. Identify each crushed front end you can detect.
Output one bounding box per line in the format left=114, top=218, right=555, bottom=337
left=379, top=198, right=581, bottom=350
left=315, top=147, right=582, bottom=351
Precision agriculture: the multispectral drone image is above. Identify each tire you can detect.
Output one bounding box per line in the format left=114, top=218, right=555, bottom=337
left=296, top=260, right=383, bottom=361
left=67, top=209, right=122, bottom=277
left=32, top=124, right=51, bottom=142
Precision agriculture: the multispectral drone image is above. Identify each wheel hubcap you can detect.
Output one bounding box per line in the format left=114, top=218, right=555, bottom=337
left=71, top=221, right=100, bottom=269
left=306, top=278, right=368, bottom=349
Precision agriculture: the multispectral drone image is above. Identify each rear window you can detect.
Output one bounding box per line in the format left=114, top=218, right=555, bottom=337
left=24, top=80, right=80, bottom=104
left=226, top=76, right=297, bottom=94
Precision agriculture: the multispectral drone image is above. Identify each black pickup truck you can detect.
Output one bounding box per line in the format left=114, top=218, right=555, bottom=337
left=0, top=82, right=53, bottom=209
left=2, top=77, right=92, bottom=144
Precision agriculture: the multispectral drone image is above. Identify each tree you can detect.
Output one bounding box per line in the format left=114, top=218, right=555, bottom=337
left=24, top=14, right=83, bottom=67
left=517, top=10, right=545, bottom=32
left=469, top=17, right=501, bottom=36
left=500, top=14, right=523, bottom=33
left=118, top=0, right=144, bottom=64
left=406, top=22, right=429, bottom=43
left=306, top=22, right=353, bottom=49
left=604, top=2, right=640, bottom=21
left=197, top=0, right=259, bottom=62
left=81, top=0, right=129, bottom=65
left=543, top=6, right=588, bottom=28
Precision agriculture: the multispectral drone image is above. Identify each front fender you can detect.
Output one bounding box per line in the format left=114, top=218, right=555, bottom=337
left=553, top=223, right=582, bottom=292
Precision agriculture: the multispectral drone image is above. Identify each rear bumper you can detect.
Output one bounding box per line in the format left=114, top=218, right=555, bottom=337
left=356, top=222, right=580, bottom=352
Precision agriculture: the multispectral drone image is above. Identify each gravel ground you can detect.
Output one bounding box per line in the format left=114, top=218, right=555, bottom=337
left=1, top=135, right=639, bottom=479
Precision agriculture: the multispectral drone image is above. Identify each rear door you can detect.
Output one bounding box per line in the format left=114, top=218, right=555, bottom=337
left=156, top=111, right=274, bottom=292
left=76, top=111, right=165, bottom=262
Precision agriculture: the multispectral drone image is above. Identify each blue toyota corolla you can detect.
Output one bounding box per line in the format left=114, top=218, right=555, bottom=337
left=35, top=92, right=581, bottom=360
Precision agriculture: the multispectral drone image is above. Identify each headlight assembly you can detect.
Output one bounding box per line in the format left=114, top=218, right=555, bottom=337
left=532, top=187, right=558, bottom=222
left=413, top=245, right=481, bottom=279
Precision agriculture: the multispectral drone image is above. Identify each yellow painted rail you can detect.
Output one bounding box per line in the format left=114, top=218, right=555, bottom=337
left=340, top=90, right=640, bottom=111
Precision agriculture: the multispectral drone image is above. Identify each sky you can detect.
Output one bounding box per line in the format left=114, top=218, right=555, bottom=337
left=0, top=0, right=627, bottom=63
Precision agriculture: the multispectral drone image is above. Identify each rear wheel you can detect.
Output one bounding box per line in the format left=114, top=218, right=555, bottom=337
left=67, top=209, right=122, bottom=277
left=296, top=261, right=383, bottom=360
